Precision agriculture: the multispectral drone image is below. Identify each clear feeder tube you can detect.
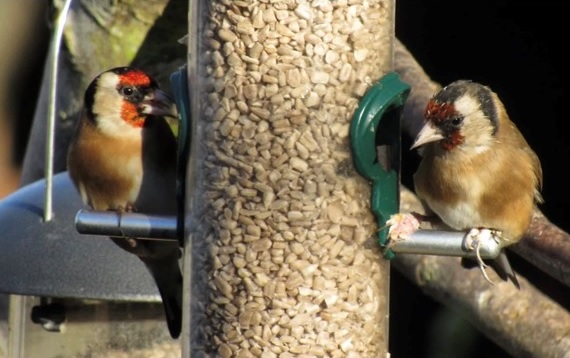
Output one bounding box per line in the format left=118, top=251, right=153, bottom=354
left=186, top=1, right=395, bottom=356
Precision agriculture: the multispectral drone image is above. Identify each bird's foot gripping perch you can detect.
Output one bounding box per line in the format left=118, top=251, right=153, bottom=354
left=116, top=204, right=138, bottom=247
left=385, top=213, right=421, bottom=246
left=464, top=228, right=502, bottom=285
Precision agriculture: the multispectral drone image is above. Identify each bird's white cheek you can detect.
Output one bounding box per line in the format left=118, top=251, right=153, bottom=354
left=464, top=143, right=491, bottom=155
left=96, top=113, right=142, bottom=139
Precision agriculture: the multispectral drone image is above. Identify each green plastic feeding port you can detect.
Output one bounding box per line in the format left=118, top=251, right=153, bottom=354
left=350, top=72, right=411, bottom=259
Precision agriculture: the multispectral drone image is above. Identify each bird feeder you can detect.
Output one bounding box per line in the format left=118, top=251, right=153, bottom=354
left=183, top=1, right=396, bottom=356
left=0, top=1, right=501, bottom=357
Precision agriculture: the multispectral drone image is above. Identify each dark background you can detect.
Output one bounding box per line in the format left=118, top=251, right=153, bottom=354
left=392, top=1, right=568, bottom=357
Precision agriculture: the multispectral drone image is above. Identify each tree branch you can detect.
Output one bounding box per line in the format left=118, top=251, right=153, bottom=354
left=516, top=210, right=570, bottom=287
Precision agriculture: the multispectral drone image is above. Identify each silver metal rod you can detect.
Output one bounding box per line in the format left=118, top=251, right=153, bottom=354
left=45, top=0, right=73, bottom=222
left=75, top=210, right=178, bottom=241
left=390, top=229, right=502, bottom=259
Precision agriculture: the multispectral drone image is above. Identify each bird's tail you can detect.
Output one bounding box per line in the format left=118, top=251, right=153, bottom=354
left=461, top=249, right=520, bottom=289
left=489, top=249, right=520, bottom=289
left=142, top=255, right=183, bottom=339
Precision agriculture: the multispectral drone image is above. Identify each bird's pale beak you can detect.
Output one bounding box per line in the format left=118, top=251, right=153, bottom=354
left=411, top=123, right=444, bottom=149
left=142, top=89, right=178, bottom=118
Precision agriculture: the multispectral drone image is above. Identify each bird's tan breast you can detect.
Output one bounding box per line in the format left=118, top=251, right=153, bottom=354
left=414, top=143, right=538, bottom=242
left=67, top=120, right=143, bottom=211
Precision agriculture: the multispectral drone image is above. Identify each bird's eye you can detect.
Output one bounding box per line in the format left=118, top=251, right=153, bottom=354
left=120, top=86, right=135, bottom=97
left=451, top=117, right=464, bottom=126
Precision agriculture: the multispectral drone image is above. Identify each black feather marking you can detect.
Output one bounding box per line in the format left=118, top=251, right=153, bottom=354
left=83, top=76, right=98, bottom=123
left=437, top=80, right=499, bottom=134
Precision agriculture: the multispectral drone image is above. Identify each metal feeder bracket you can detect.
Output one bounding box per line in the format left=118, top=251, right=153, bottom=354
left=350, top=72, right=502, bottom=261
left=74, top=65, right=191, bottom=244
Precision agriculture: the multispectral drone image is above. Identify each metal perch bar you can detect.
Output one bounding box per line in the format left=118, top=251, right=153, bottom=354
left=390, top=229, right=502, bottom=259
left=75, top=210, right=178, bottom=240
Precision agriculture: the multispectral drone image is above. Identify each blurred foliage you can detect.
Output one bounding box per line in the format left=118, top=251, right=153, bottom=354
left=54, top=0, right=187, bottom=87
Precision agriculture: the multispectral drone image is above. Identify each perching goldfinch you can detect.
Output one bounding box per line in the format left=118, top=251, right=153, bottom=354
left=398, top=80, right=543, bottom=288
left=67, top=67, right=182, bottom=337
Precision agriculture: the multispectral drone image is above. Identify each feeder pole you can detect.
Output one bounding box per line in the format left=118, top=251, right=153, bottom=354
left=44, top=0, right=73, bottom=222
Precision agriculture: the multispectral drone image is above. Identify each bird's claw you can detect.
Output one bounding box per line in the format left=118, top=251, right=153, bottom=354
left=465, top=228, right=501, bottom=285
left=116, top=203, right=138, bottom=244
left=384, top=213, right=421, bottom=246
left=117, top=203, right=136, bottom=213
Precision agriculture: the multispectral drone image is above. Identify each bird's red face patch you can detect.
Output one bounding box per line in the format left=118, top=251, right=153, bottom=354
left=118, top=70, right=151, bottom=128
left=121, top=102, right=145, bottom=128
left=119, top=70, right=151, bottom=88
left=441, top=131, right=464, bottom=150
left=425, top=100, right=464, bottom=150
left=425, top=100, right=458, bottom=124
